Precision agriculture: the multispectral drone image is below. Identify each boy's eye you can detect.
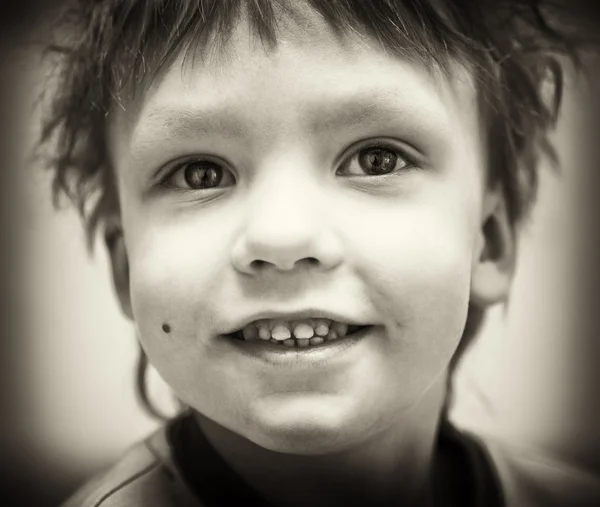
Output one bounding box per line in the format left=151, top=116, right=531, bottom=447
left=337, top=143, right=413, bottom=177
left=164, top=160, right=235, bottom=190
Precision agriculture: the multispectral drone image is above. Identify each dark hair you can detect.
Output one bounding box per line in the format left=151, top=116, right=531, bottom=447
left=40, top=0, right=592, bottom=419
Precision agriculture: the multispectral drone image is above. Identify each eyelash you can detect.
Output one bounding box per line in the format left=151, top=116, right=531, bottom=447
left=336, top=139, right=418, bottom=177
left=158, top=140, right=418, bottom=192
left=159, top=157, right=235, bottom=193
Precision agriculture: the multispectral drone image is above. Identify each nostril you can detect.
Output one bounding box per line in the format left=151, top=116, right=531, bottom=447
left=250, top=259, right=269, bottom=270
left=248, top=257, right=320, bottom=272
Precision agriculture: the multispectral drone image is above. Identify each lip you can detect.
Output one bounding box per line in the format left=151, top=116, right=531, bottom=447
left=221, top=325, right=377, bottom=367
left=221, top=308, right=372, bottom=335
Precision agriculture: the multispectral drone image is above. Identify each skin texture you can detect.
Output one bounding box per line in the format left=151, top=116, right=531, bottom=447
left=107, top=6, right=514, bottom=506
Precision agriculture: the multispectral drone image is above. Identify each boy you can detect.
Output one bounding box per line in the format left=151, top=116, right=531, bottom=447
left=41, top=0, right=599, bottom=505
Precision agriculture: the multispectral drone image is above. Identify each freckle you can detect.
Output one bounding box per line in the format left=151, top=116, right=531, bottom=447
left=162, top=323, right=171, bottom=334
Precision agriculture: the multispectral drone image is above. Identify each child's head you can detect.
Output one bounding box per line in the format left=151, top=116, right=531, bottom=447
left=42, top=0, right=581, bottom=453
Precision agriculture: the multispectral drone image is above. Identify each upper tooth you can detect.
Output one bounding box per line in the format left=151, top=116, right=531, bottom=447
left=243, top=326, right=258, bottom=340
left=271, top=325, right=292, bottom=341
left=314, top=320, right=330, bottom=337
left=332, top=322, right=348, bottom=337
left=257, top=325, right=271, bottom=341
left=293, top=323, right=314, bottom=339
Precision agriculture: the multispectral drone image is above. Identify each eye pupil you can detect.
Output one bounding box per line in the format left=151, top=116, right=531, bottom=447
left=184, top=162, right=222, bottom=189
left=358, top=148, right=398, bottom=175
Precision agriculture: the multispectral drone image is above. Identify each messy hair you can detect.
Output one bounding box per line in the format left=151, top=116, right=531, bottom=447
left=40, top=0, right=591, bottom=419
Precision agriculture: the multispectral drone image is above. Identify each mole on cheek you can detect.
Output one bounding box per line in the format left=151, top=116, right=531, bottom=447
left=162, top=323, right=171, bottom=334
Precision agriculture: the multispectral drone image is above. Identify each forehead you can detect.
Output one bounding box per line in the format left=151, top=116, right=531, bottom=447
left=111, top=4, right=481, bottom=163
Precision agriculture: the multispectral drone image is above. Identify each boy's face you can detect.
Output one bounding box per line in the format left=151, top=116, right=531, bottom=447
left=110, top=11, right=502, bottom=452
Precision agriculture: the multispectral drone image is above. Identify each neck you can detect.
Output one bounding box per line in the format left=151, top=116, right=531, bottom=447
left=194, top=378, right=447, bottom=507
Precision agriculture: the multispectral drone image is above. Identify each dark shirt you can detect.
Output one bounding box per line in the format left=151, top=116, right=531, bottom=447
left=168, top=412, right=504, bottom=507
left=62, top=411, right=600, bottom=506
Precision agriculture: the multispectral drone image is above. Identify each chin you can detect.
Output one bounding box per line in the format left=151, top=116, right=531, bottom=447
left=243, top=393, right=368, bottom=455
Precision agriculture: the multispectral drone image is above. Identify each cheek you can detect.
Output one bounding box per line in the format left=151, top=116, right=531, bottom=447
left=125, top=217, right=237, bottom=403
left=125, top=198, right=242, bottom=326
left=347, top=195, right=476, bottom=380
left=129, top=228, right=224, bottom=325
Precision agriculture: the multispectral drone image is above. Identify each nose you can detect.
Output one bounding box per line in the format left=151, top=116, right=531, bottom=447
left=230, top=173, right=343, bottom=275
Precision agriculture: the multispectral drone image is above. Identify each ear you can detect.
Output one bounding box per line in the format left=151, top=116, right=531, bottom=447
left=470, top=189, right=517, bottom=307
left=104, top=216, right=133, bottom=320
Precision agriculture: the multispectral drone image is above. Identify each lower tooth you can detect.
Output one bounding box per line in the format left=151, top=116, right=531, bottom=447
left=310, top=336, right=324, bottom=345
left=297, top=338, right=309, bottom=347
left=327, top=330, right=339, bottom=340
left=270, top=338, right=279, bottom=344
left=283, top=339, right=295, bottom=347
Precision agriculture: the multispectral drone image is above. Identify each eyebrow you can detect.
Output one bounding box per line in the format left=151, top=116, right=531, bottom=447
left=134, top=106, right=250, bottom=142
left=130, top=90, right=450, bottom=154
left=304, top=95, right=446, bottom=137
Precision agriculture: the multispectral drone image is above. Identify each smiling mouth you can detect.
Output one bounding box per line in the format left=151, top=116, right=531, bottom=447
left=225, top=318, right=370, bottom=349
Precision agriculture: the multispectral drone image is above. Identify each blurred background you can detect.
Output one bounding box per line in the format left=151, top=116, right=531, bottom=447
left=1, top=2, right=599, bottom=506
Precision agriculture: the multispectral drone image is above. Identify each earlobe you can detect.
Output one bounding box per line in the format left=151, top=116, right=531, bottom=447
left=105, top=219, right=133, bottom=320
left=470, top=192, right=517, bottom=308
